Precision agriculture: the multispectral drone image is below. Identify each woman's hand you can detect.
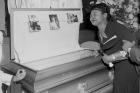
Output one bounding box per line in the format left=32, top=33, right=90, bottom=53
left=122, top=40, right=135, bottom=52
left=102, top=54, right=114, bottom=64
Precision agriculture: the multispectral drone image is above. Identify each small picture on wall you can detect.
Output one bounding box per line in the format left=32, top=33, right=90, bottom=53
left=28, top=15, right=41, bottom=32
left=67, top=13, right=78, bottom=24
left=49, top=14, right=60, bottom=30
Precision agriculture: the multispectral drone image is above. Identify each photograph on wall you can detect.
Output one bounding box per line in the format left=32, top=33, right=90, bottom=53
left=67, top=13, right=78, bottom=24
left=49, top=14, right=60, bottom=30
left=28, top=15, right=41, bottom=32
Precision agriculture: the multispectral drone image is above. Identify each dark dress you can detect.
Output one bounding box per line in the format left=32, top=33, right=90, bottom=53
left=99, top=21, right=139, bottom=93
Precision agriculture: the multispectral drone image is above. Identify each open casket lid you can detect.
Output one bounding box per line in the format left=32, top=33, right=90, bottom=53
left=10, top=8, right=84, bottom=66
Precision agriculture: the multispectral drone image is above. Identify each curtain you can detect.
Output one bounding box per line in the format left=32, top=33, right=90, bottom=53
left=0, top=0, right=5, bottom=31
left=8, top=0, right=83, bottom=21
left=8, top=0, right=83, bottom=9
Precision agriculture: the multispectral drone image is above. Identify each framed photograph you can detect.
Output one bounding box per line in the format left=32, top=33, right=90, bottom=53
left=67, top=13, right=78, bottom=24
left=49, top=14, right=60, bottom=30
left=28, top=15, right=41, bottom=32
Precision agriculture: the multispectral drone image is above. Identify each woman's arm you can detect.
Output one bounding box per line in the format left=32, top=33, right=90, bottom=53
left=129, top=47, right=140, bottom=64
left=122, top=40, right=140, bottom=65
left=102, top=51, right=127, bottom=65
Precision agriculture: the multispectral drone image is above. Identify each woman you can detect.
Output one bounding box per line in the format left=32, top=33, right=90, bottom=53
left=90, top=3, right=139, bottom=93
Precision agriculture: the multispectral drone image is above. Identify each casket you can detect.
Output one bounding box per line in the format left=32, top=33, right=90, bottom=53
left=2, top=8, right=112, bottom=93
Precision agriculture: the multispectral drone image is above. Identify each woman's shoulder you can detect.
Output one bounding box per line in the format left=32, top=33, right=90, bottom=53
left=110, top=21, right=127, bottom=29
left=110, top=21, right=130, bottom=34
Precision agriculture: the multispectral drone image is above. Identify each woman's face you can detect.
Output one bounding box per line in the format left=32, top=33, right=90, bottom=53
left=90, top=9, right=106, bottom=26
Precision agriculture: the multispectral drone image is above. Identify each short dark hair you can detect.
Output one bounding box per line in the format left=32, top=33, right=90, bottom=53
left=91, top=3, right=114, bottom=22
left=91, top=3, right=110, bottom=14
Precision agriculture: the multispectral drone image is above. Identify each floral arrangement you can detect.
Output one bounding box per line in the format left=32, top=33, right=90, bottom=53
left=90, top=0, right=139, bottom=32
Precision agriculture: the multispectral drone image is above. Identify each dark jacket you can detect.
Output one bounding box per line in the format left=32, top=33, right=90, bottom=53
left=129, top=47, right=140, bottom=76
left=130, top=47, right=140, bottom=65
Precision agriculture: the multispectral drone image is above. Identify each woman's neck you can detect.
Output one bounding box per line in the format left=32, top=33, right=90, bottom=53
left=98, top=21, right=108, bottom=33
left=98, top=21, right=108, bottom=39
